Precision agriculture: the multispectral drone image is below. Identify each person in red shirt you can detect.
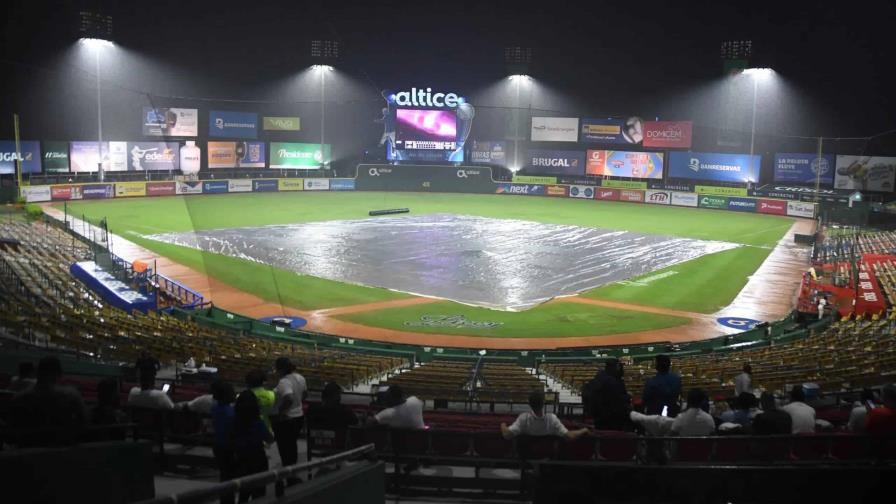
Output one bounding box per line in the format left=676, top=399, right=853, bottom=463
left=865, top=384, right=896, bottom=435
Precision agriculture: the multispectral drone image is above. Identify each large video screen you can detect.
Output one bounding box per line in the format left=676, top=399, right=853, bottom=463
left=390, top=108, right=461, bottom=162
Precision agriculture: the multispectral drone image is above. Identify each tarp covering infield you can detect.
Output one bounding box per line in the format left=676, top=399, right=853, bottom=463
left=146, top=214, right=738, bottom=311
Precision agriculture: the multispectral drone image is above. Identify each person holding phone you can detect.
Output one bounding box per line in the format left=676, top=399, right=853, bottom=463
left=848, top=389, right=878, bottom=432
left=670, top=389, right=715, bottom=436
left=127, top=361, right=174, bottom=410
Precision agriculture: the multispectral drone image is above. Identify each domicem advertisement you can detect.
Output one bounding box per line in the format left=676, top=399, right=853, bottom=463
left=643, top=121, right=693, bottom=149
left=585, top=150, right=664, bottom=179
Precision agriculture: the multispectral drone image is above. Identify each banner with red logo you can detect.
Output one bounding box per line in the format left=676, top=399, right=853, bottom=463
left=645, top=189, right=671, bottom=205
left=595, top=188, right=620, bottom=201
left=51, top=185, right=82, bottom=200
left=757, top=199, right=787, bottom=215
left=546, top=185, right=569, bottom=197
left=643, top=121, right=693, bottom=149
left=146, top=181, right=176, bottom=197
left=619, top=189, right=644, bottom=202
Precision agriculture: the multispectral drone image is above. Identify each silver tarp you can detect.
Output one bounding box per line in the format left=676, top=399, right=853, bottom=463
left=147, top=214, right=738, bottom=311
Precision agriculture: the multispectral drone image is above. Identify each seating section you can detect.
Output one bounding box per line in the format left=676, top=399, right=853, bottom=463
left=815, top=229, right=896, bottom=263
left=381, top=360, right=546, bottom=402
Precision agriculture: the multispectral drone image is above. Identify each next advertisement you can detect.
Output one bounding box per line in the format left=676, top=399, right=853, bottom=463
left=668, top=151, right=760, bottom=183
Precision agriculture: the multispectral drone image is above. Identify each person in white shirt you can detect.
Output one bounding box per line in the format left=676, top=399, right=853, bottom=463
left=780, top=386, right=816, bottom=434
left=848, top=389, right=878, bottom=433
left=501, top=391, right=589, bottom=440
left=734, top=363, right=753, bottom=397
left=670, top=389, right=716, bottom=436
left=374, top=385, right=425, bottom=430
left=127, top=365, right=174, bottom=410
left=271, top=357, right=307, bottom=481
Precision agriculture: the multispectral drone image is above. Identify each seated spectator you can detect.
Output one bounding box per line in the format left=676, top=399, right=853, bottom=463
left=752, top=392, right=792, bottom=435
left=848, top=389, right=878, bottom=433
left=10, top=356, right=86, bottom=445
left=630, top=410, right=674, bottom=436
left=211, top=382, right=237, bottom=504
left=246, top=369, right=275, bottom=434
left=8, top=362, right=36, bottom=393
left=501, top=391, right=589, bottom=440
left=128, top=364, right=175, bottom=410
left=670, top=389, right=715, bottom=436
left=581, top=359, right=630, bottom=431
left=372, top=385, right=424, bottom=429
left=866, top=384, right=896, bottom=436
left=642, top=355, right=682, bottom=417
left=780, top=385, right=816, bottom=434
left=720, top=392, right=756, bottom=429
left=307, top=382, right=359, bottom=432
left=233, top=390, right=274, bottom=502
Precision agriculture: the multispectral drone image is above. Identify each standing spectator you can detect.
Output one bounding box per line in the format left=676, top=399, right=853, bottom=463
left=780, top=386, right=816, bottom=434
left=372, top=385, right=424, bottom=429
left=270, top=357, right=306, bottom=491
left=10, top=356, right=86, bottom=446
left=720, top=392, right=756, bottom=430
left=581, top=359, right=630, bottom=431
left=734, top=363, right=753, bottom=397
left=233, top=390, right=273, bottom=502
left=502, top=391, right=589, bottom=440
left=8, top=362, right=36, bottom=393
left=752, top=392, right=792, bottom=435
left=670, top=389, right=715, bottom=436
left=211, top=382, right=237, bottom=504
left=307, top=382, right=359, bottom=432
left=128, top=363, right=175, bottom=410
left=848, top=389, right=878, bottom=433
left=642, top=355, right=682, bottom=416
left=865, top=384, right=896, bottom=436
left=245, top=370, right=275, bottom=434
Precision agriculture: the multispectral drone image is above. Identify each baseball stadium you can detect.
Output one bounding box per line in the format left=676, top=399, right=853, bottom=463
left=1, top=2, right=896, bottom=503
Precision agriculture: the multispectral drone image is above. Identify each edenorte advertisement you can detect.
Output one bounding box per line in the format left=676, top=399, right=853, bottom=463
left=526, top=150, right=584, bottom=176
left=834, top=156, right=896, bottom=192
left=585, top=150, right=663, bottom=179
left=530, top=117, right=578, bottom=142
left=269, top=142, right=331, bottom=169
left=208, top=141, right=266, bottom=168
left=580, top=117, right=643, bottom=144
left=42, top=141, right=70, bottom=173
left=142, top=107, right=198, bottom=137
left=0, top=141, right=41, bottom=174
left=773, top=153, right=835, bottom=185
left=209, top=110, right=258, bottom=139
left=127, top=142, right=179, bottom=171
left=668, top=151, right=760, bottom=183
left=470, top=141, right=507, bottom=165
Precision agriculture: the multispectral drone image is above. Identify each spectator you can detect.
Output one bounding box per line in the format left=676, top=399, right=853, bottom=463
left=502, top=391, right=589, bottom=440
left=307, top=382, right=359, bottom=432
left=848, top=389, right=877, bottom=433
left=271, top=357, right=307, bottom=490
left=720, top=392, right=756, bottom=429
left=781, top=386, right=816, bottom=434
left=128, top=363, right=175, bottom=410
left=670, top=389, right=715, bottom=436
left=372, top=385, right=424, bottom=429
left=245, top=369, right=275, bottom=434
left=752, top=392, right=792, bottom=435
left=211, top=382, right=237, bottom=504
left=865, top=384, right=896, bottom=436
left=581, top=359, right=630, bottom=431
left=8, top=362, right=36, bottom=393
left=182, top=381, right=221, bottom=415
left=629, top=410, right=674, bottom=436
left=135, top=351, right=160, bottom=379
left=10, top=356, right=86, bottom=445
left=734, top=363, right=753, bottom=396
left=233, top=390, right=274, bottom=502
left=642, top=355, right=682, bottom=417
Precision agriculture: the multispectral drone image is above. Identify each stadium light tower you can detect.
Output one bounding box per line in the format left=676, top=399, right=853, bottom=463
left=78, top=10, right=114, bottom=182
left=508, top=74, right=532, bottom=172
left=310, top=39, right=339, bottom=168
left=742, top=68, right=774, bottom=184
left=505, top=46, right=533, bottom=172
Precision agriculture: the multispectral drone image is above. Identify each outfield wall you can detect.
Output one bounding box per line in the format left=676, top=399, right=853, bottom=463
left=20, top=164, right=817, bottom=219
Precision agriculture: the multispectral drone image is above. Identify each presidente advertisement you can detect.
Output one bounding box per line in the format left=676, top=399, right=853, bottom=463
left=585, top=150, right=663, bottom=179
left=142, top=107, right=199, bottom=137
left=207, top=141, right=266, bottom=168
left=0, top=141, right=42, bottom=174
left=127, top=142, right=180, bottom=171
left=209, top=110, right=258, bottom=139
left=69, top=141, right=128, bottom=172
left=526, top=149, right=585, bottom=176
left=581, top=117, right=643, bottom=144
left=530, top=117, right=579, bottom=142
left=773, top=153, right=835, bottom=185
left=269, top=142, right=330, bottom=169
left=643, top=121, right=693, bottom=149
left=668, top=151, right=761, bottom=183
left=42, top=141, right=70, bottom=173
left=470, top=141, right=507, bottom=165
left=834, top=156, right=896, bottom=192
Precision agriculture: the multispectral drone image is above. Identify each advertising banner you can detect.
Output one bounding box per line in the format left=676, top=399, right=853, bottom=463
left=329, top=179, right=356, bottom=191
left=82, top=184, right=114, bottom=199
left=269, top=142, right=330, bottom=169
left=774, top=153, right=835, bottom=185
left=358, top=164, right=495, bottom=193
left=787, top=201, right=816, bottom=218
left=0, top=141, right=41, bottom=174
left=304, top=178, right=330, bottom=191
left=546, top=185, right=568, bottom=197
left=727, top=197, right=757, bottom=212
left=834, top=156, right=896, bottom=192
left=496, top=184, right=545, bottom=196
left=470, top=141, right=507, bottom=165
left=585, top=150, right=663, bottom=179
left=127, top=142, right=180, bottom=171
left=757, top=199, right=787, bottom=215
left=671, top=192, right=699, bottom=207
left=146, top=181, right=176, bottom=196
left=202, top=180, right=229, bottom=194
left=277, top=179, right=304, bottom=192
left=530, top=117, right=579, bottom=142
left=51, top=185, right=82, bottom=201
left=512, top=175, right=556, bottom=184
left=643, top=121, right=693, bottom=148
left=595, top=188, right=620, bottom=200
left=105, top=141, right=129, bottom=172
left=600, top=179, right=648, bottom=190
left=619, top=190, right=644, bottom=202
left=648, top=180, right=694, bottom=192
left=228, top=179, right=253, bottom=193
left=580, top=117, right=643, bottom=144
left=527, top=149, right=585, bottom=176
left=262, top=116, right=300, bottom=131
left=115, top=181, right=146, bottom=198
left=558, top=176, right=594, bottom=186
left=252, top=179, right=279, bottom=192
left=142, top=107, right=198, bottom=137
left=668, top=151, right=761, bottom=183
left=645, top=189, right=671, bottom=205
left=695, top=185, right=749, bottom=197
left=69, top=141, right=126, bottom=172
left=207, top=141, right=266, bottom=168
left=176, top=181, right=203, bottom=195
left=698, top=195, right=728, bottom=209
left=209, top=110, right=258, bottom=139
left=568, top=185, right=594, bottom=199
left=21, top=186, right=51, bottom=202
left=42, top=141, right=70, bottom=173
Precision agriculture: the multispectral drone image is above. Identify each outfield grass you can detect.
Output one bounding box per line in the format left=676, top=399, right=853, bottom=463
left=336, top=300, right=690, bottom=338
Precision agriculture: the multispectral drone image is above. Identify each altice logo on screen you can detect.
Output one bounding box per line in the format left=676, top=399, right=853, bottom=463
left=392, top=87, right=463, bottom=108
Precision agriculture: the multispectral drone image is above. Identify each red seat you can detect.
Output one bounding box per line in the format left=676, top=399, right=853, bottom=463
left=829, top=434, right=868, bottom=461
left=752, top=437, right=793, bottom=461
left=516, top=436, right=556, bottom=460
left=791, top=434, right=829, bottom=461
left=558, top=436, right=595, bottom=461
left=391, top=428, right=429, bottom=456
left=713, top=437, right=752, bottom=462
left=596, top=433, right=637, bottom=462
left=673, top=438, right=713, bottom=462
left=473, top=433, right=514, bottom=459
left=430, top=430, right=471, bottom=456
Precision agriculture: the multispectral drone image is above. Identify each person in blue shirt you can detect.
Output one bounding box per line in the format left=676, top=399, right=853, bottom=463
left=642, top=355, right=682, bottom=416
left=210, top=382, right=237, bottom=501
left=720, top=392, right=756, bottom=430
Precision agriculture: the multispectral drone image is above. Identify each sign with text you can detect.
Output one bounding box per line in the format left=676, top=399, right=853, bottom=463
left=277, top=178, right=304, bottom=191
left=126, top=142, right=180, bottom=171
left=176, top=181, right=203, bottom=195
left=142, top=107, right=198, bottom=137
left=619, top=189, right=644, bottom=202
left=668, top=151, right=760, bottom=183
left=581, top=117, right=643, bottom=144
left=643, top=121, right=693, bottom=148
left=512, top=175, right=556, bottom=184
left=470, top=140, right=507, bottom=165
left=774, top=153, right=835, bottom=185
left=695, top=185, right=749, bottom=197
left=207, top=141, right=266, bottom=168
left=834, top=156, right=896, bottom=192
left=21, top=186, right=51, bottom=202
left=495, top=183, right=545, bottom=196
left=600, top=179, right=648, bottom=190
left=671, top=191, right=698, bottom=207
left=568, top=185, right=594, bottom=199
left=146, top=181, right=176, bottom=196
left=586, top=150, right=663, bottom=179
left=115, top=181, right=147, bottom=198
left=727, top=197, right=757, bottom=212
left=787, top=201, right=816, bottom=218
left=227, top=179, right=253, bottom=193
left=69, top=141, right=127, bottom=172
left=645, top=189, right=671, bottom=205
left=209, top=110, right=258, bottom=139
left=262, top=116, right=300, bottom=131
left=545, top=185, right=568, bottom=197
left=698, top=195, right=728, bottom=209
left=0, top=140, right=41, bottom=174
left=42, top=141, right=70, bottom=173
left=526, top=149, right=584, bottom=176
left=595, top=188, right=620, bottom=200
left=269, top=142, right=330, bottom=169
left=530, top=117, right=578, bottom=142
left=330, top=179, right=355, bottom=191
left=757, top=199, right=787, bottom=215
left=304, top=178, right=330, bottom=191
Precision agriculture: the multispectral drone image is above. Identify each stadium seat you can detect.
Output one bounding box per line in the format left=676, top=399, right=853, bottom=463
left=595, top=432, right=638, bottom=462
left=516, top=435, right=557, bottom=460
left=430, top=430, right=472, bottom=457
left=713, top=437, right=752, bottom=463
left=791, top=434, right=830, bottom=461
left=558, top=435, right=596, bottom=461
left=473, top=433, right=514, bottom=459
left=672, top=438, right=714, bottom=463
